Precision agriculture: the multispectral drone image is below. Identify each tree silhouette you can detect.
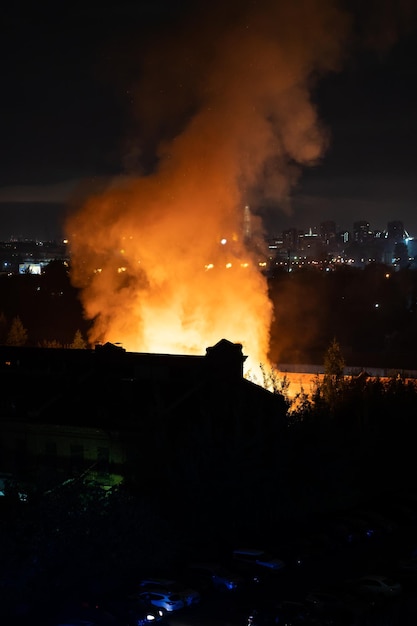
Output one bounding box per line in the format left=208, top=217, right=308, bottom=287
left=39, top=339, right=63, bottom=348
left=321, top=337, right=345, bottom=412
left=70, top=329, right=87, bottom=349
left=324, top=337, right=345, bottom=379
left=6, top=316, right=28, bottom=346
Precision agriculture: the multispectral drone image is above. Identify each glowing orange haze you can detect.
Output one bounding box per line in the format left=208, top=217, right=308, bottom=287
left=66, top=168, right=273, bottom=378
left=66, top=0, right=350, bottom=378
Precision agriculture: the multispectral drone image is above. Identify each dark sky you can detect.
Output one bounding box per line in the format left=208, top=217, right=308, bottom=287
left=1, top=0, right=417, bottom=241
left=289, top=26, right=417, bottom=237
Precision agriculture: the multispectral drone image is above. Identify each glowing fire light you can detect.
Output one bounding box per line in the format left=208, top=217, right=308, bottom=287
left=66, top=0, right=350, bottom=382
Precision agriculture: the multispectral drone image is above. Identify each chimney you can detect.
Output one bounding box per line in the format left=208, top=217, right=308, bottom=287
left=205, top=339, right=247, bottom=380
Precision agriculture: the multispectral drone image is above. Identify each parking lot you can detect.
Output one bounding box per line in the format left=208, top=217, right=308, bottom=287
left=157, top=494, right=417, bottom=626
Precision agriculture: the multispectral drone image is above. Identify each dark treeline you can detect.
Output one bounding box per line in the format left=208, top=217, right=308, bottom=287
left=0, top=261, right=90, bottom=347
left=268, top=264, right=417, bottom=369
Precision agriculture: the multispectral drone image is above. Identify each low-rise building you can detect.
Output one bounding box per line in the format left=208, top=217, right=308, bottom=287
left=0, top=339, right=287, bottom=495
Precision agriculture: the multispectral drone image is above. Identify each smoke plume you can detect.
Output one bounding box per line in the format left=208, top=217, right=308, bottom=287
left=66, top=0, right=351, bottom=373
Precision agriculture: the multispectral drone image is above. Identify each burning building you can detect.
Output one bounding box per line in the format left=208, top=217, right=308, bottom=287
left=65, top=0, right=351, bottom=376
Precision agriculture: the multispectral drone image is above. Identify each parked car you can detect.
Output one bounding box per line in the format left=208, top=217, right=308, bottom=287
left=304, top=587, right=368, bottom=617
left=270, top=527, right=331, bottom=571
left=232, top=548, right=286, bottom=571
left=274, top=600, right=312, bottom=625
left=137, top=577, right=200, bottom=607
left=230, top=548, right=286, bottom=588
left=299, top=519, right=348, bottom=556
left=305, top=589, right=352, bottom=611
left=348, top=575, right=402, bottom=599
left=396, top=555, right=417, bottom=574
left=323, top=516, right=367, bottom=545
left=353, top=508, right=399, bottom=536
left=101, top=597, right=164, bottom=626
left=186, top=562, right=244, bottom=592
left=339, top=514, right=378, bottom=540
left=133, top=589, right=185, bottom=613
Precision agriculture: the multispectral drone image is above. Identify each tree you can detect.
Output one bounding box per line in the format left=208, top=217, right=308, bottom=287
left=39, top=339, right=63, bottom=348
left=321, top=337, right=345, bottom=412
left=259, top=363, right=292, bottom=410
left=70, top=329, right=87, bottom=349
left=6, top=316, right=28, bottom=346
left=324, top=337, right=345, bottom=379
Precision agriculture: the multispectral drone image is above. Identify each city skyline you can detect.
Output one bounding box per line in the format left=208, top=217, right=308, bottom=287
left=0, top=210, right=414, bottom=244
left=1, top=215, right=414, bottom=277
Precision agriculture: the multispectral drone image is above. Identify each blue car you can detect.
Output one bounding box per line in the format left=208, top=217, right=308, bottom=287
left=187, top=563, right=244, bottom=591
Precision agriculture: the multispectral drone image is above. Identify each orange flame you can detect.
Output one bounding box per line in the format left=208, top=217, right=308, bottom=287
left=66, top=0, right=350, bottom=379
left=67, top=171, right=272, bottom=375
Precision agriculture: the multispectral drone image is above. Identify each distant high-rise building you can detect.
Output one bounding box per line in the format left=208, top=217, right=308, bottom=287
left=387, top=220, right=406, bottom=242
left=393, top=241, right=409, bottom=269
left=338, top=230, right=350, bottom=244
left=353, top=221, right=371, bottom=244
left=299, top=230, right=323, bottom=259
left=320, top=220, right=336, bottom=245
left=282, top=228, right=301, bottom=251
left=407, top=238, right=417, bottom=269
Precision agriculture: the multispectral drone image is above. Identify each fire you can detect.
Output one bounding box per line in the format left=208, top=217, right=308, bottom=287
left=65, top=0, right=350, bottom=381
left=67, top=173, right=273, bottom=376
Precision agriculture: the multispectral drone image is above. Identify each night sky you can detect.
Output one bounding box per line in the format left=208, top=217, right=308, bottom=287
left=1, top=0, right=417, bottom=241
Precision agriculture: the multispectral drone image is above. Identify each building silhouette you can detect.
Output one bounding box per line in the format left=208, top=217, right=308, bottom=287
left=0, top=339, right=286, bottom=495
left=353, top=221, right=371, bottom=244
